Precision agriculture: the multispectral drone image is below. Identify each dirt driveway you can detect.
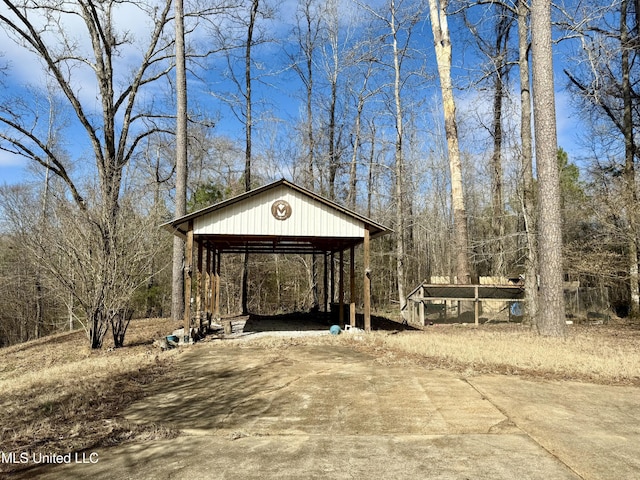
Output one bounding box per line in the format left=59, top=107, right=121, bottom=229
left=15, top=338, right=640, bottom=479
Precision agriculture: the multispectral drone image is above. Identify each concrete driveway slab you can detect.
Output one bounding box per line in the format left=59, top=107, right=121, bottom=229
left=123, top=345, right=509, bottom=436
left=12, top=341, right=633, bottom=479
left=469, top=375, right=640, bottom=480
left=16, top=433, right=579, bottom=480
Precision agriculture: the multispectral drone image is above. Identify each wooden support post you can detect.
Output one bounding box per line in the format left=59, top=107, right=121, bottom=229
left=364, top=227, right=371, bottom=332
left=312, top=252, right=318, bottom=311
left=197, top=240, right=204, bottom=333
left=339, top=250, right=344, bottom=326
left=419, top=285, right=425, bottom=326
left=323, top=253, right=329, bottom=313
left=205, top=247, right=212, bottom=329
left=474, top=285, right=479, bottom=327
left=183, top=221, right=194, bottom=343
left=204, top=248, right=209, bottom=314
left=214, top=249, right=221, bottom=321
left=350, top=246, right=356, bottom=327
left=330, top=252, right=335, bottom=305
left=214, top=248, right=218, bottom=320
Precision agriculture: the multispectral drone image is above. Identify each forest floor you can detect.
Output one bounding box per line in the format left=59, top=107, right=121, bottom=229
left=1, top=315, right=639, bottom=478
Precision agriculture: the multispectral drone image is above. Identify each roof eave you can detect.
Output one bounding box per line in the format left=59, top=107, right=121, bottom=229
left=160, top=178, right=392, bottom=238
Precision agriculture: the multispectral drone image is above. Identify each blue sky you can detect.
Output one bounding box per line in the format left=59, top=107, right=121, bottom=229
left=0, top=0, right=591, bottom=188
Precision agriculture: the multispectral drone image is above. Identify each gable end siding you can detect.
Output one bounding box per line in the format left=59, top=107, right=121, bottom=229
left=193, top=185, right=365, bottom=238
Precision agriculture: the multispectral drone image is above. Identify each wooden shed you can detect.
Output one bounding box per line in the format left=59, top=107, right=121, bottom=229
left=162, top=179, right=391, bottom=340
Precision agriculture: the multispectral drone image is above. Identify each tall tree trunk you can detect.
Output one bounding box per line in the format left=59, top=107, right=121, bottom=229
left=518, top=0, right=538, bottom=324
left=391, top=0, right=407, bottom=315
left=172, top=0, right=188, bottom=322
left=348, top=60, right=374, bottom=210
left=307, top=53, right=315, bottom=188
left=428, top=0, right=471, bottom=285
left=326, top=0, right=340, bottom=201
left=36, top=102, right=54, bottom=339
left=531, top=0, right=565, bottom=336
left=304, top=12, right=316, bottom=189
left=367, top=121, right=376, bottom=219
left=490, top=9, right=510, bottom=277
left=328, top=74, right=338, bottom=200
left=241, top=0, right=259, bottom=315
left=491, top=71, right=505, bottom=276
left=244, top=0, right=258, bottom=194
left=621, top=0, right=640, bottom=316
left=292, top=0, right=319, bottom=190
left=348, top=100, right=362, bottom=210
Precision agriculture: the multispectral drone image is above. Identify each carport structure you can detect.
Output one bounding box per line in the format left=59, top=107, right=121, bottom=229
left=162, top=179, right=391, bottom=341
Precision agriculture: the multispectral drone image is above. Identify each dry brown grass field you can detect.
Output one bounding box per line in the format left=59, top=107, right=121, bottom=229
left=341, top=322, right=640, bottom=385
left=1, top=316, right=639, bottom=474
left=0, top=318, right=182, bottom=474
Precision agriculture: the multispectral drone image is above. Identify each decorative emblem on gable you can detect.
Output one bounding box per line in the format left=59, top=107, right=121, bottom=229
left=271, top=200, right=292, bottom=220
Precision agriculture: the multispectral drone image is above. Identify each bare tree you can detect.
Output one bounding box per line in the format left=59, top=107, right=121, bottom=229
left=564, top=0, right=640, bottom=316
left=346, top=53, right=378, bottom=210
left=531, top=0, right=565, bottom=335
left=321, top=0, right=347, bottom=200
left=0, top=0, right=174, bottom=347
left=0, top=184, right=66, bottom=346
left=289, top=0, right=323, bottom=189
left=461, top=1, right=516, bottom=277
left=207, top=0, right=271, bottom=314
left=390, top=0, right=408, bottom=314
left=359, top=0, right=423, bottom=316
left=487, top=5, right=514, bottom=277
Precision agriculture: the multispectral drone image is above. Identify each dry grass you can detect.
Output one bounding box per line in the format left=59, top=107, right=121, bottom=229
left=341, top=322, right=640, bottom=385
left=0, top=318, right=182, bottom=474
left=2, top=315, right=639, bottom=474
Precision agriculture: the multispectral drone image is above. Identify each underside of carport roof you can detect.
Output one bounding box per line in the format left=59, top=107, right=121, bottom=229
left=198, top=234, right=366, bottom=255
left=162, top=179, right=391, bottom=341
